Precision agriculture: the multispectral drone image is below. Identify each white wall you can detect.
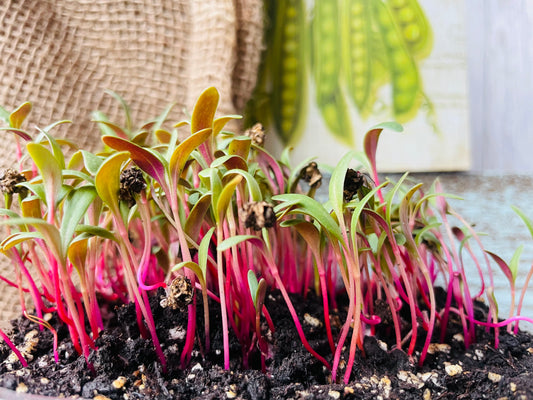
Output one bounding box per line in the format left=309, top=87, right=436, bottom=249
left=466, top=0, right=533, bottom=173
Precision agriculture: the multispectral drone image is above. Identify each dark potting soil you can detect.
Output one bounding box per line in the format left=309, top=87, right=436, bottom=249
left=0, top=288, right=532, bottom=400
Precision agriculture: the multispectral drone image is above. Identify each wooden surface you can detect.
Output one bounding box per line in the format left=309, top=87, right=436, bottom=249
left=465, top=0, right=533, bottom=173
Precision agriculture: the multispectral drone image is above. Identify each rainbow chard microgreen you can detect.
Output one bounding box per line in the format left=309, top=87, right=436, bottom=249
left=0, top=89, right=530, bottom=381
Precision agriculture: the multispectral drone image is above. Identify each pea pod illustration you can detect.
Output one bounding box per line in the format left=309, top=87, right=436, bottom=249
left=387, top=0, right=433, bottom=60
left=311, top=0, right=353, bottom=146
left=371, top=0, right=421, bottom=122
left=340, top=0, right=373, bottom=116
left=341, top=0, right=387, bottom=118
left=244, top=1, right=276, bottom=129
left=270, top=0, right=308, bottom=145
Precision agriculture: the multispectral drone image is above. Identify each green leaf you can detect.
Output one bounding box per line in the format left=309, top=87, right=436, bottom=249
left=329, top=151, right=360, bottom=220
left=198, top=227, right=215, bottom=280
left=9, top=102, right=32, bottom=129
left=191, top=87, right=219, bottom=133
left=247, top=270, right=259, bottom=304
left=36, top=121, right=72, bottom=169
left=512, top=206, right=533, bottom=241
left=74, top=224, right=117, bottom=242
left=80, top=150, right=104, bottom=175
left=152, top=102, right=176, bottom=133
left=95, top=152, right=130, bottom=215
left=414, top=222, right=442, bottom=246
left=273, top=194, right=343, bottom=242
left=26, top=143, right=62, bottom=210
left=223, top=169, right=262, bottom=202
left=0, top=208, right=21, bottom=219
left=0, top=231, right=43, bottom=252
left=60, top=186, right=97, bottom=256
left=0, top=218, right=62, bottom=264
left=17, top=182, right=46, bottom=203
left=67, top=150, right=84, bottom=171
left=509, top=245, right=524, bottom=282
left=248, top=270, right=267, bottom=311
left=199, top=168, right=222, bottom=208
left=398, top=183, right=424, bottom=249
left=349, top=181, right=389, bottom=246
left=62, top=170, right=94, bottom=184
left=105, top=90, right=132, bottom=132
left=171, top=261, right=206, bottom=288
left=414, top=192, right=463, bottom=216
left=384, top=172, right=409, bottom=225
left=217, top=234, right=264, bottom=252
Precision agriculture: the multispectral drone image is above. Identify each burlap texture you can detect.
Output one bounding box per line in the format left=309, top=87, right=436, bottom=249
left=0, top=0, right=264, bottom=322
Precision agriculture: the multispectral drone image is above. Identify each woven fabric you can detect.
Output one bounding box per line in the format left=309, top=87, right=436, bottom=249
left=0, top=0, right=264, bottom=321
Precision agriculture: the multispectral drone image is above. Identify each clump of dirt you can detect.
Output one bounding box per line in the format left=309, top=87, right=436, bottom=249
left=0, top=288, right=532, bottom=399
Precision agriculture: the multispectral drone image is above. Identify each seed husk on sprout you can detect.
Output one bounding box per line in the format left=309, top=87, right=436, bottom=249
left=118, top=167, right=146, bottom=207
left=0, top=168, right=27, bottom=195
left=343, top=169, right=366, bottom=202
left=244, top=123, right=266, bottom=147
left=299, top=162, right=322, bottom=188
left=242, top=201, right=276, bottom=231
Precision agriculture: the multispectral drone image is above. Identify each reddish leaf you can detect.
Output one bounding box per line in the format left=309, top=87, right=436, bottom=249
left=102, top=135, right=167, bottom=188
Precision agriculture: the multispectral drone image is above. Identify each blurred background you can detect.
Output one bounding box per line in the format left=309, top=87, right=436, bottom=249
left=466, top=0, right=533, bottom=173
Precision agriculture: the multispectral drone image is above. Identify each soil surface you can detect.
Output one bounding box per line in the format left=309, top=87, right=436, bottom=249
left=0, top=288, right=532, bottom=399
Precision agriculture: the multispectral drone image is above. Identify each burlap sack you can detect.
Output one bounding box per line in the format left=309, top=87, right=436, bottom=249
left=0, top=0, right=264, bottom=322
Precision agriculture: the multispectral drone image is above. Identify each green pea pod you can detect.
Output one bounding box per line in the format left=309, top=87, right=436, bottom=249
left=372, top=0, right=421, bottom=122
left=270, top=0, right=308, bottom=145
left=312, top=0, right=353, bottom=146
left=244, top=1, right=276, bottom=129
left=341, top=0, right=385, bottom=118
left=387, top=0, right=433, bottom=60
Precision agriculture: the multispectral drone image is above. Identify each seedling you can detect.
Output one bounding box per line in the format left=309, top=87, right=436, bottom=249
left=0, top=88, right=531, bottom=385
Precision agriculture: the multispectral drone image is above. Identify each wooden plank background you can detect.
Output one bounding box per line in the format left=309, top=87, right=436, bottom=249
left=465, top=0, right=533, bottom=173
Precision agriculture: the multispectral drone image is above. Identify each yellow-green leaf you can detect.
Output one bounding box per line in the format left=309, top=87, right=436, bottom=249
left=218, top=234, right=263, bottom=252
left=95, top=152, right=130, bottom=215
left=67, top=237, right=88, bottom=274
left=9, top=102, right=32, bottom=129
left=26, top=143, right=62, bottom=210
left=60, top=186, right=97, bottom=256
left=216, top=175, right=242, bottom=223
left=228, top=136, right=251, bottom=160
left=213, top=115, right=242, bottom=136
left=0, top=231, right=43, bottom=252
left=191, top=87, right=219, bottom=133
left=171, top=261, right=206, bottom=288
left=169, top=127, right=212, bottom=187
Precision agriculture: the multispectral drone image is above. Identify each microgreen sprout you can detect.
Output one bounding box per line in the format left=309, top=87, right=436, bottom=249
left=0, top=88, right=531, bottom=384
